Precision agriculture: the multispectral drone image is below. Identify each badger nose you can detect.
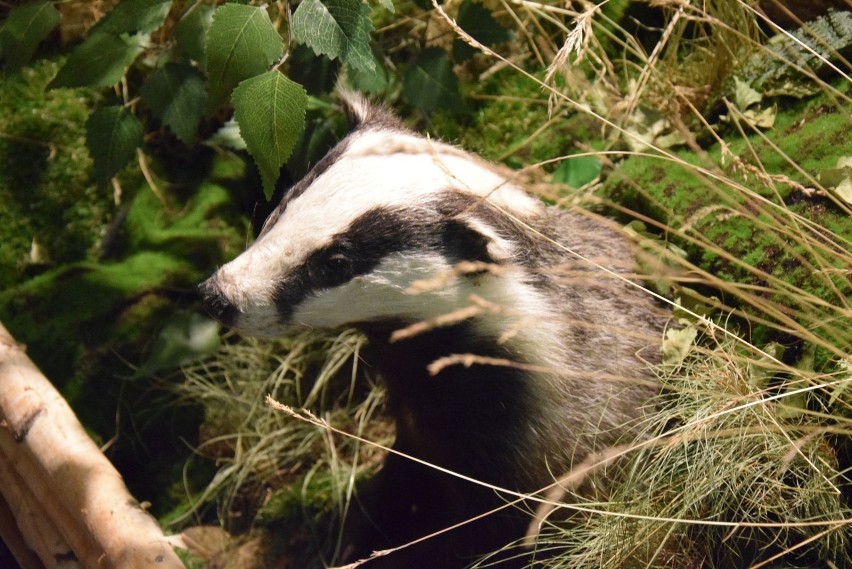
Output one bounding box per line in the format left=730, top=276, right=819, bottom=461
left=198, top=277, right=237, bottom=327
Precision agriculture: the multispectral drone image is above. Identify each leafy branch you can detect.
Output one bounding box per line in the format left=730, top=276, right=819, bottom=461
left=0, top=0, right=514, bottom=199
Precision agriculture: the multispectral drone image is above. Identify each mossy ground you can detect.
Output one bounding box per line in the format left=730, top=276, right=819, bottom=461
left=0, top=60, right=99, bottom=290
left=597, top=85, right=852, bottom=354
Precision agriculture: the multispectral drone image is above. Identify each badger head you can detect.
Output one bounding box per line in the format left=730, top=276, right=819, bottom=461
left=199, top=96, right=548, bottom=340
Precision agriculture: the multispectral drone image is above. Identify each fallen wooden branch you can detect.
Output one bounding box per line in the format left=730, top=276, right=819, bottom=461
left=0, top=444, right=75, bottom=569
left=0, top=321, right=184, bottom=569
left=0, top=483, right=51, bottom=569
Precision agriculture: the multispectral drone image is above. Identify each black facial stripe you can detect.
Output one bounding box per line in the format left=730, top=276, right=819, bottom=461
left=271, top=267, right=311, bottom=321
left=273, top=207, right=423, bottom=318
left=272, top=196, right=524, bottom=319
left=439, top=218, right=493, bottom=264
left=430, top=190, right=547, bottom=266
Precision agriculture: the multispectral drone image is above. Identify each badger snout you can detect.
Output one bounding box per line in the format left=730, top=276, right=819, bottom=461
left=199, top=276, right=238, bottom=327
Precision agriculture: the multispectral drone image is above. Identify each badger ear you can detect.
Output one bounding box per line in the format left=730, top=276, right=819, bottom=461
left=337, top=88, right=406, bottom=130
left=338, top=88, right=372, bottom=124
left=444, top=216, right=514, bottom=264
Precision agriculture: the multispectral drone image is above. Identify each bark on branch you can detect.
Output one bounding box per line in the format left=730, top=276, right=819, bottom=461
left=0, top=321, right=184, bottom=569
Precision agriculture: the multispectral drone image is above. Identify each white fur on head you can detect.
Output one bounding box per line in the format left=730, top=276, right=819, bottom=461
left=210, top=101, right=547, bottom=340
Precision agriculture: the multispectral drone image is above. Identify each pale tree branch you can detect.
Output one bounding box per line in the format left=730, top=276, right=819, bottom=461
left=0, top=321, right=184, bottom=569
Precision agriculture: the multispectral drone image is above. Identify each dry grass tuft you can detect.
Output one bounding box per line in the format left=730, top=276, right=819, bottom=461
left=173, top=330, right=389, bottom=545
left=532, top=327, right=850, bottom=568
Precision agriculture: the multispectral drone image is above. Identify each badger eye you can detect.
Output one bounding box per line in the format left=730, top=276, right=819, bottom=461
left=326, top=252, right=351, bottom=272
left=310, top=251, right=354, bottom=288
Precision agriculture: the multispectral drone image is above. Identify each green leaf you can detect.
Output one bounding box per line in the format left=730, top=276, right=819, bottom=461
left=454, top=0, right=511, bottom=59
left=49, top=32, right=144, bottom=89
left=174, top=3, right=215, bottom=65
left=734, top=77, right=762, bottom=109
left=89, top=0, right=172, bottom=36
left=141, top=63, right=207, bottom=144
left=205, top=3, right=284, bottom=112
left=729, top=77, right=776, bottom=129
left=741, top=103, right=777, bottom=129
left=748, top=342, right=784, bottom=389
left=552, top=155, right=602, bottom=188
left=86, top=106, right=143, bottom=182
left=0, top=0, right=61, bottom=71
left=624, top=106, right=686, bottom=152
left=378, top=0, right=395, bottom=13
left=292, top=0, right=375, bottom=73
left=402, top=47, right=464, bottom=114
left=233, top=71, right=307, bottom=200
left=672, top=287, right=717, bottom=320
left=346, top=60, right=386, bottom=94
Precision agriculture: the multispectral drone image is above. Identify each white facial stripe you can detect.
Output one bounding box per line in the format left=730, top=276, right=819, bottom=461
left=456, top=215, right=515, bottom=262
left=232, top=311, right=287, bottom=339
left=288, top=249, right=565, bottom=361
left=259, top=129, right=541, bottom=263
left=467, top=271, right=567, bottom=361
left=213, top=235, right=302, bottom=315
left=345, top=130, right=543, bottom=214
left=216, top=128, right=541, bottom=315
left=290, top=251, right=454, bottom=329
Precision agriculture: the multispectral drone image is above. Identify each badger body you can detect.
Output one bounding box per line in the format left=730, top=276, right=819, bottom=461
left=200, top=97, right=662, bottom=568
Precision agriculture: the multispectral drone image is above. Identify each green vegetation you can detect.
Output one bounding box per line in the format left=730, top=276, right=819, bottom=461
left=0, top=60, right=97, bottom=291
left=599, top=90, right=852, bottom=352
left=0, top=1, right=849, bottom=567
left=0, top=56, right=248, bottom=513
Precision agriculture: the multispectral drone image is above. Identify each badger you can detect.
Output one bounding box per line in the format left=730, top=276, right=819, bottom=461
left=199, top=95, right=663, bottom=568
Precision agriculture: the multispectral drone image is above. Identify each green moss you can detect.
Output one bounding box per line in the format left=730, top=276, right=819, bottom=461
left=0, top=53, right=255, bottom=523
left=597, top=88, right=852, bottom=349
left=429, top=69, right=585, bottom=169
left=0, top=67, right=247, bottom=510
left=0, top=60, right=104, bottom=289
left=0, top=252, right=188, bottom=382
left=256, top=471, right=337, bottom=526
left=210, top=150, right=248, bottom=181
left=125, top=182, right=246, bottom=267
left=0, top=171, right=247, bottom=391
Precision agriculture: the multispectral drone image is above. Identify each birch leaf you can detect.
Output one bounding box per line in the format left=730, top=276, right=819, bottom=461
left=0, top=0, right=61, bottom=70
left=141, top=63, right=207, bottom=144
left=205, top=3, right=283, bottom=111
left=292, top=0, right=375, bottom=72
left=233, top=71, right=308, bottom=199
left=49, top=32, right=144, bottom=89
left=86, top=106, right=143, bottom=182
